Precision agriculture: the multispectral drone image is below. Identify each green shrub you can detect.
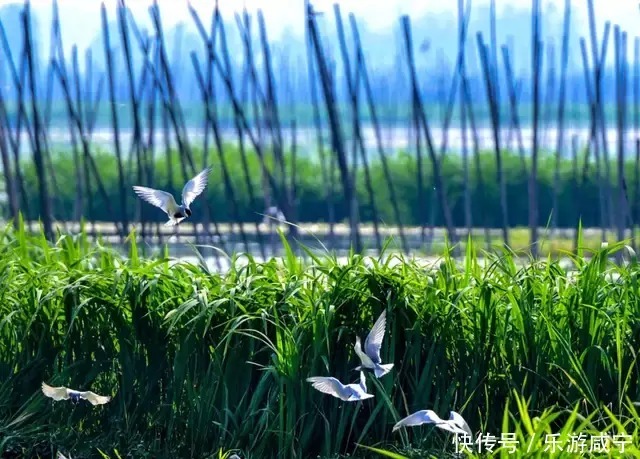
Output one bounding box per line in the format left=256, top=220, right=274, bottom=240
left=16, top=145, right=626, bottom=228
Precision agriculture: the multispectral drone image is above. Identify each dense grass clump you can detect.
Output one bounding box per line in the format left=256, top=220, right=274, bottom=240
left=1, top=220, right=640, bottom=458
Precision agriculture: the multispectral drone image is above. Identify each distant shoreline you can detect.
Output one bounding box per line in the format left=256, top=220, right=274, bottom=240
left=12, top=122, right=638, bottom=157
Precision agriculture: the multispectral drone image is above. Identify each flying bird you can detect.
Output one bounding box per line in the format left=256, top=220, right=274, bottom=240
left=133, top=167, right=212, bottom=226
left=393, top=409, right=473, bottom=438
left=41, top=382, right=111, bottom=406
left=448, top=411, right=473, bottom=437
left=261, top=206, right=286, bottom=226
left=354, top=310, right=394, bottom=378
left=306, top=371, right=374, bottom=402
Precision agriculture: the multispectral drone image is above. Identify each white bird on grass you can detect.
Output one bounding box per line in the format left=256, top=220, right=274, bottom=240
left=354, top=310, right=394, bottom=378
left=393, top=409, right=473, bottom=438
left=306, top=371, right=374, bottom=402
left=41, top=382, right=111, bottom=406
left=132, top=167, right=212, bottom=226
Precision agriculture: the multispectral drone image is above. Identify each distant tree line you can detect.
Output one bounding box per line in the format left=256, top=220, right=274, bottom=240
left=14, top=146, right=630, bottom=229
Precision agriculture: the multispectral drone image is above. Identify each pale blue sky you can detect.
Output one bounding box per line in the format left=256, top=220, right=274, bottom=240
left=4, top=0, right=638, bottom=43
left=1, top=0, right=639, bottom=70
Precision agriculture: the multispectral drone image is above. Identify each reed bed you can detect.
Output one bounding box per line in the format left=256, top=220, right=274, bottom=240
left=13, top=146, right=636, bottom=231
left=2, top=0, right=637, bottom=256
left=0, top=217, right=639, bottom=458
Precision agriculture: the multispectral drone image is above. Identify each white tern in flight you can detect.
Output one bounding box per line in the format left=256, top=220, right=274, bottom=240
left=133, top=167, right=212, bottom=226
left=393, top=409, right=473, bottom=439
left=41, top=382, right=111, bottom=405
left=262, top=206, right=285, bottom=226
left=354, top=310, right=394, bottom=378
left=306, top=371, right=374, bottom=402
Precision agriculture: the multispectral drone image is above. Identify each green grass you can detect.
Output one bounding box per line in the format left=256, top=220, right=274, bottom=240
left=475, top=226, right=640, bottom=257
left=1, top=217, right=640, bottom=458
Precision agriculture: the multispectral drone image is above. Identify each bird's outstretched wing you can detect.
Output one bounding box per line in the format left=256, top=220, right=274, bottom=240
left=306, top=376, right=348, bottom=399
left=79, top=390, right=111, bottom=405
left=392, top=409, right=440, bottom=431
left=435, top=421, right=467, bottom=435
left=42, top=382, right=69, bottom=401
left=132, top=186, right=178, bottom=215
left=358, top=371, right=368, bottom=392
left=182, top=167, right=212, bottom=207
left=364, top=310, right=387, bottom=363
left=57, top=452, right=70, bottom=459
left=449, top=411, right=473, bottom=437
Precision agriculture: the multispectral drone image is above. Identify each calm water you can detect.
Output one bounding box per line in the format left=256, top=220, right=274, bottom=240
left=110, top=236, right=588, bottom=274
left=27, top=124, right=640, bottom=157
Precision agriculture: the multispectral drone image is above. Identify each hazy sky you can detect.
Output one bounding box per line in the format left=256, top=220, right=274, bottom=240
left=1, top=0, right=638, bottom=52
